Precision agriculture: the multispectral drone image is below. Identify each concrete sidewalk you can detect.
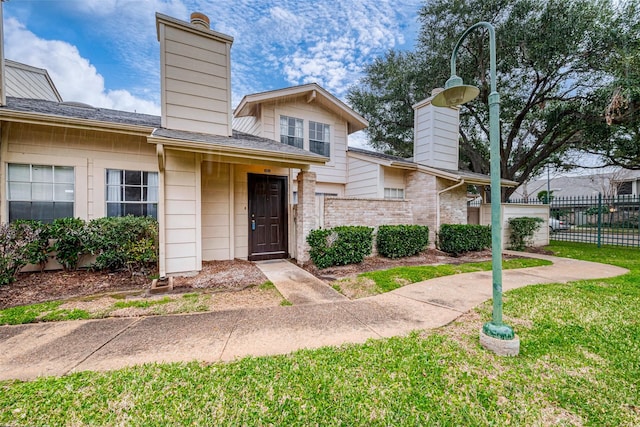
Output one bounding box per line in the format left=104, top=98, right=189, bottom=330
left=0, top=252, right=628, bottom=381
left=255, top=259, right=347, bottom=305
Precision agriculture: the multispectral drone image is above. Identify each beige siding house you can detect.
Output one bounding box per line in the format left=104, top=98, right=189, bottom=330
left=0, top=10, right=521, bottom=279
left=234, top=83, right=368, bottom=198
left=0, top=12, right=327, bottom=277
left=233, top=82, right=517, bottom=246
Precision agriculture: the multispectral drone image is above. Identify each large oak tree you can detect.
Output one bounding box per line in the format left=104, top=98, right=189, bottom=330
left=348, top=0, right=631, bottom=199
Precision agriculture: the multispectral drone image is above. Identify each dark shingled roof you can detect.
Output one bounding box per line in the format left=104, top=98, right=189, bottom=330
left=347, top=146, right=414, bottom=166
left=153, top=127, right=328, bottom=159
left=347, top=146, right=517, bottom=185
left=3, top=97, right=161, bottom=127
left=2, top=97, right=327, bottom=160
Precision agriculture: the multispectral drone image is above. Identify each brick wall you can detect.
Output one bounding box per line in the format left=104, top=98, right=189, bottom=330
left=322, top=197, right=413, bottom=256
left=323, top=198, right=413, bottom=229
left=405, top=171, right=438, bottom=245
left=295, top=171, right=316, bottom=264
left=439, top=181, right=467, bottom=225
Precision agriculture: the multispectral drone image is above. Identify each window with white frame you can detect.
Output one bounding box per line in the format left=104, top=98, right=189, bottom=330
left=7, top=164, right=75, bottom=223
left=309, top=121, right=330, bottom=157
left=280, top=115, right=303, bottom=149
left=106, top=169, right=158, bottom=218
left=384, top=188, right=404, bottom=200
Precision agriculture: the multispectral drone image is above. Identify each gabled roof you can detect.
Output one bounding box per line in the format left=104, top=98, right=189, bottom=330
left=347, top=146, right=518, bottom=187
left=234, top=83, right=368, bottom=134
left=5, top=60, right=63, bottom=102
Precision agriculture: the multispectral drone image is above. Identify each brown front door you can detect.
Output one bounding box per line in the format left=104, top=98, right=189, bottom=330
left=248, top=174, right=288, bottom=261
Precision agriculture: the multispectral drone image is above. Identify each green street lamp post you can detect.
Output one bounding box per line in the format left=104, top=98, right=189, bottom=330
left=432, top=22, right=518, bottom=354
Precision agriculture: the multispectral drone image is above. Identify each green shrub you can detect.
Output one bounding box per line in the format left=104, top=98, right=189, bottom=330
left=307, top=226, right=373, bottom=269
left=508, top=216, right=543, bottom=251
left=376, top=225, right=429, bottom=259
left=14, top=220, right=51, bottom=271
left=0, top=222, right=44, bottom=285
left=85, top=216, right=158, bottom=274
left=50, top=218, right=88, bottom=271
left=438, top=224, right=491, bottom=256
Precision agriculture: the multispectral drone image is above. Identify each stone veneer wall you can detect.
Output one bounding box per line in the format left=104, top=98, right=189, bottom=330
left=439, top=181, right=468, bottom=226
left=295, top=171, right=316, bottom=264
left=404, top=171, right=438, bottom=245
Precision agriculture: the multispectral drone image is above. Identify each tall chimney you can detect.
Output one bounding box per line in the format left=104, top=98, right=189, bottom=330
left=412, top=88, right=460, bottom=170
left=156, top=12, right=234, bottom=136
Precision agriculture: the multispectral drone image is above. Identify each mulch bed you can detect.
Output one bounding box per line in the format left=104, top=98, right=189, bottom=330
left=0, top=260, right=267, bottom=310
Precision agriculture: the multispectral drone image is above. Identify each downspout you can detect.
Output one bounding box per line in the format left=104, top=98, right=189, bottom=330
left=436, top=179, right=466, bottom=234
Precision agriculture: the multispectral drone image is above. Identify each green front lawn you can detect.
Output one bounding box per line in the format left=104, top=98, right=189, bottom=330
left=1, top=242, right=638, bottom=426
left=361, top=257, right=550, bottom=292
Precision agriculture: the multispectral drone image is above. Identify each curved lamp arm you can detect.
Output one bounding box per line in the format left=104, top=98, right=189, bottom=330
left=448, top=21, right=497, bottom=95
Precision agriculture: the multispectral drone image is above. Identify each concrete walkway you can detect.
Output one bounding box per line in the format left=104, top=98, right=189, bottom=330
left=0, top=252, right=628, bottom=381
left=255, top=259, right=347, bottom=305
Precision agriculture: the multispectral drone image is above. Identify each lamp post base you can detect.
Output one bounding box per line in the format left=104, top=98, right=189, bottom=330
left=480, top=329, right=520, bottom=356
left=482, top=322, right=515, bottom=339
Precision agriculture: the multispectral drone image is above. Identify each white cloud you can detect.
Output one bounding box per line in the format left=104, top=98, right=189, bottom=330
left=2, top=0, right=422, bottom=120
left=348, top=130, right=370, bottom=149
left=4, top=18, right=160, bottom=114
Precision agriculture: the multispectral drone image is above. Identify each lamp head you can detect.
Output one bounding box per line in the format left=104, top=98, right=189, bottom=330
left=431, top=75, right=480, bottom=107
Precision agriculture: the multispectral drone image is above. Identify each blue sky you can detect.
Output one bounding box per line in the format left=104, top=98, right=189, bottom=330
left=3, top=0, right=422, bottom=121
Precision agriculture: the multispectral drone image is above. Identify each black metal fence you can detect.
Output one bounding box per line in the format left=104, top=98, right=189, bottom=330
left=508, top=194, right=640, bottom=248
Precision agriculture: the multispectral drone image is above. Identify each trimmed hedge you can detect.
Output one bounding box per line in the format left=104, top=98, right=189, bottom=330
left=307, top=226, right=373, bottom=269
left=438, top=224, right=491, bottom=256
left=376, top=225, right=429, bottom=259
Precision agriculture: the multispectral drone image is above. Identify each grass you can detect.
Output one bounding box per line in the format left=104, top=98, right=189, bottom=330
left=0, top=242, right=639, bottom=425
left=360, top=257, right=551, bottom=292
left=259, top=280, right=276, bottom=290
left=0, top=258, right=549, bottom=324
left=112, top=296, right=172, bottom=309
left=0, top=282, right=282, bottom=325
left=0, top=301, right=90, bottom=325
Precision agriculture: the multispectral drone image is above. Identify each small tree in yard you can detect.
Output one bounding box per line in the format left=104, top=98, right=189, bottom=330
left=508, top=217, right=544, bottom=251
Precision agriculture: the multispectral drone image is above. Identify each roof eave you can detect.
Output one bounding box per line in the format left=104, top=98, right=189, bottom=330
left=148, top=134, right=328, bottom=167
left=0, top=109, right=156, bottom=136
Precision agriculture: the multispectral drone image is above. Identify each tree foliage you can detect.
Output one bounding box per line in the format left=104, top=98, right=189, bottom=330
left=583, top=0, right=640, bottom=169
left=348, top=0, right=632, bottom=198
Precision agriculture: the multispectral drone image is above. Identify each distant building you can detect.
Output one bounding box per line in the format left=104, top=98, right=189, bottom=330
left=511, top=170, right=640, bottom=201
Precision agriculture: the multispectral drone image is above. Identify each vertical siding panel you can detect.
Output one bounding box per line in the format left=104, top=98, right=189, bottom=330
left=345, top=156, right=379, bottom=198
left=201, top=161, right=231, bottom=260
left=164, top=150, right=198, bottom=274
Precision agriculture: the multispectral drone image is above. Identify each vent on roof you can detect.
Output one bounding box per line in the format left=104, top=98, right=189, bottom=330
left=60, top=101, right=95, bottom=109
left=190, top=12, right=210, bottom=30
